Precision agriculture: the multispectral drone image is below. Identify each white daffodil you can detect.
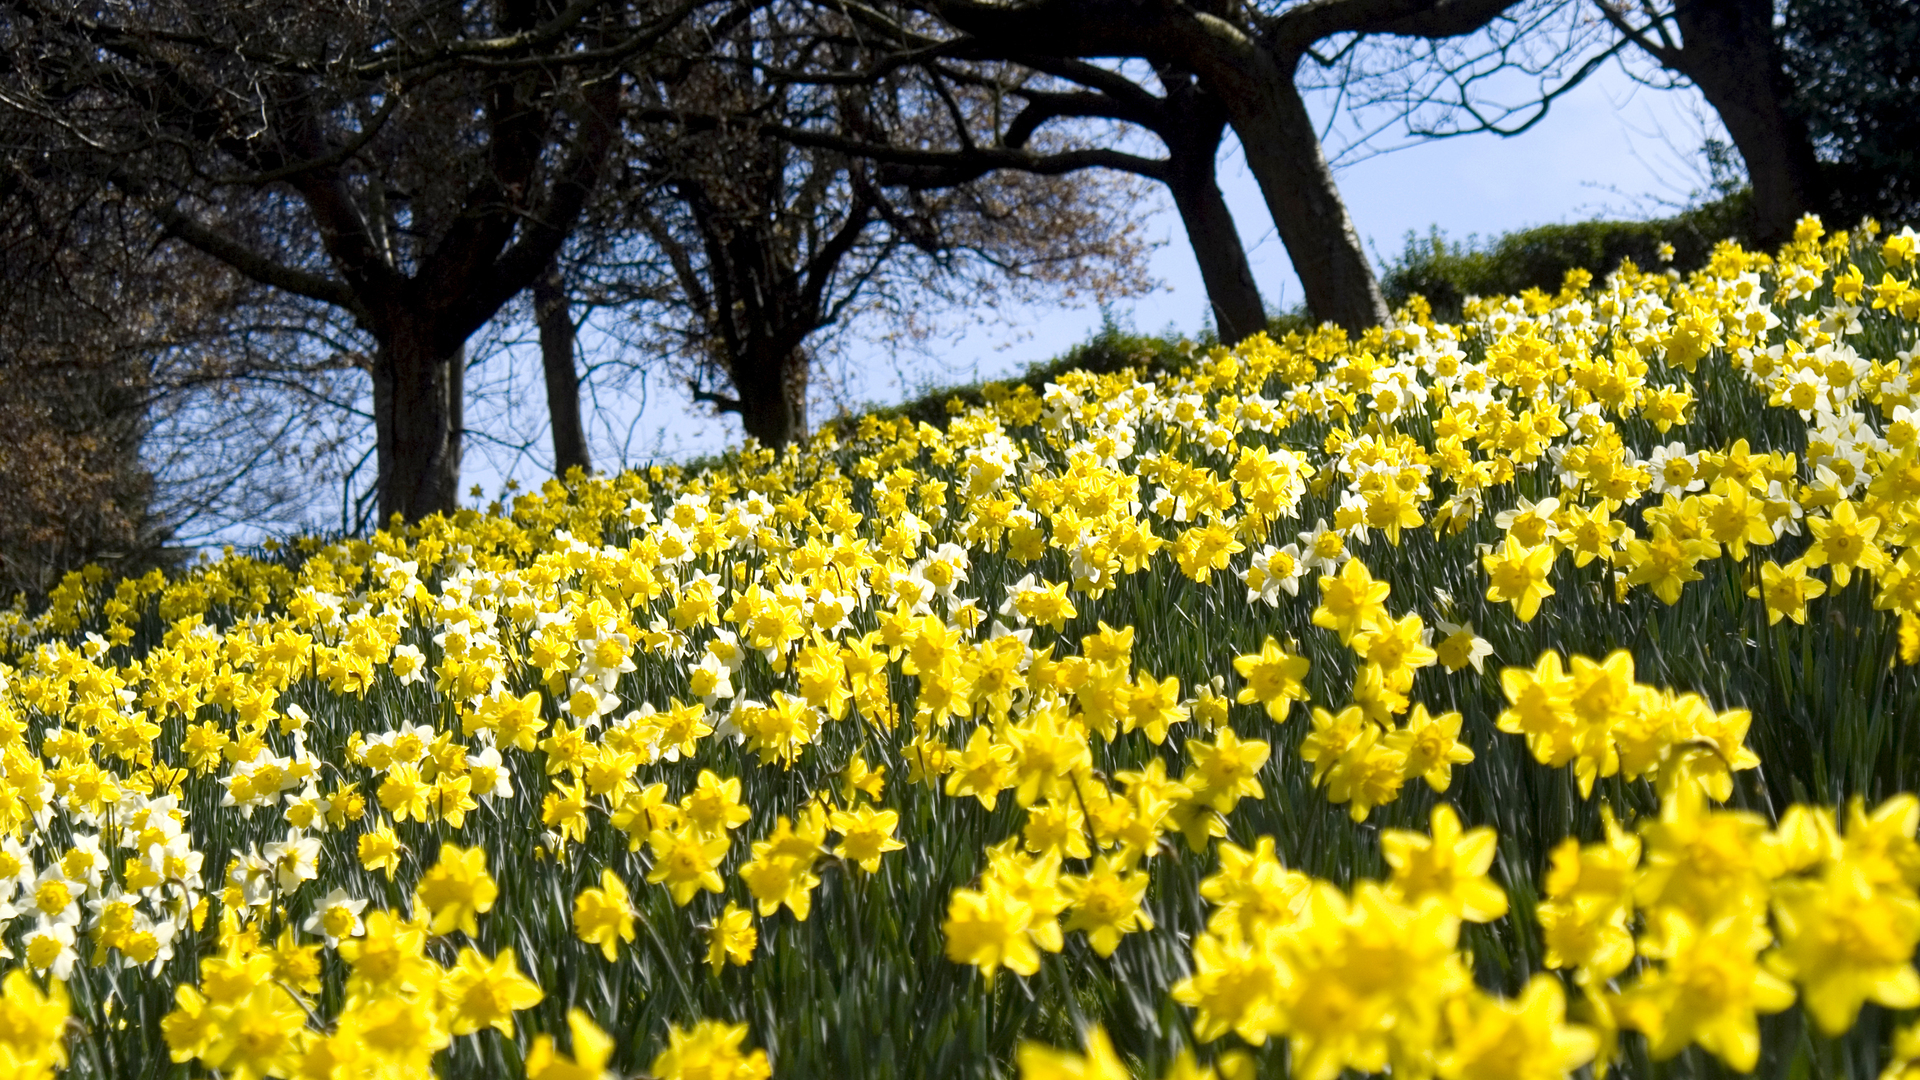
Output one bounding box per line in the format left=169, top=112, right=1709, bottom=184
left=263, top=828, right=322, bottom=895
left=302, top=888, right=370, bottom=946
left=28, top=865, right=82, bottom=927
left=23, top=916, right=77, bottom=980
left=466, top=746, right=515, bottom=801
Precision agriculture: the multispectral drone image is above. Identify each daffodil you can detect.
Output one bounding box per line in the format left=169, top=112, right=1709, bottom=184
left=1313, top=558, right=1391, bottom=643
left=705, top=901, right=758, bottom=973
left=646, top=824, right=730, bottom=906
left=1614, top=911, right=1794, bottom=1072
left=829, top=804, right=905, bottom=872
left=440, top=945, right=546, bottom=1037
left=414, top=844, right=498, bottom=937
left=1751, top=556, right=1828, bottom=624
left=525, top=1009, right=615, bottom=1080
left=1381, top=804, right=1509, bottom=922
left=572, top=868, right=636, bottom=962
left=1769, top=865, right=1920, bottom=1034
left=1231, top=636, right=1311, bottom=721
left=650, top=1019, right=772, bottom=1080
left=1386, top=703, right=1475, bottom=792
left=1805, top=499, right=1890, bottom=587
left=1437, top=977, right=1597, bottom=1080
left=1061, top=855, right=1154, bottom=957
left=943, top=882, right=1041, bottom=981
left=1482, top=536, right=1556, bottom=621
left=1016, top=1024, right=1130, bottom=1080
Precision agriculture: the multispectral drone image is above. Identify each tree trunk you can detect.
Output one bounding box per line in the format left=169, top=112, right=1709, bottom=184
left=1160, top=84, right=1267, bottom=345
left=1666, top=0, right=1824, bottom=247
left=1172, top=32, right=1388, bottom=329
left=1166, top=160, right=1268, bottom=345
left=533, top=263, right=591, bottom=477
left=372, top=317, right=464, bottom=524
left=928, top=0, right=1386, bottom=329
left=732, top=343, right=809, bottom=450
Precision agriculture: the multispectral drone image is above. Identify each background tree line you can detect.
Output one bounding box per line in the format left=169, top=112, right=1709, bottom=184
left=0, top=0, right=1911, bottom=597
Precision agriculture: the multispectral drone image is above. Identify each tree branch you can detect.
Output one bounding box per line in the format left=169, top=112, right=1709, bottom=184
left=1593, top=0, right=1682, bottom=68
left=691, top=382, right=743, bottom=412
left=139, top=198, right=363, bottom=316
left=1265, top=0, right=1523, bottom=63
left=457, top=74, right=625, bottom=338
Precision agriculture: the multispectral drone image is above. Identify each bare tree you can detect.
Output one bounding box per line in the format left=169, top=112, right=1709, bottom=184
left=600, top=9, right=1157, bottom=447
left=1300, top=0, right=1915, bottom=249
left=1286, top=0, right=1613, bottom=161
left=534, top=260, right=593, bottom=475
left=681, top=0, right=1536, bottom=331
left=841, top=0, right=1533, bottom=329
left=1593, top=0, right=1819, bottom=246
left=812, top=51, right=1273, bottom=345
left=0, top=0, right=698, bottom=522
left=0, top=155, right=357, bottom=593
left=0, top=191, right=170, bottom=594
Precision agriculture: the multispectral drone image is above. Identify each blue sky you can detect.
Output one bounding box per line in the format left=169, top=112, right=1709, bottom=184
left=436, top=60, right=1727, bottom=511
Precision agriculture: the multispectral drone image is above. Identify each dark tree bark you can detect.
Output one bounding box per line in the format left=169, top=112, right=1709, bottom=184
left=1599, top=0, right=1823, bottom=248
left=932, top=0, right=1395, bottom=329
left=653, top=160, right=878, bottom=450
left=853, top=55, right=1273, bottom=344
left=7, top=0, right=662, bottom=521
left=919, top=0, right=1529, bottom=329
left=204, top=67, right=616, bottom=523
left=1170, top=31, right=1390, bottom=329
left=533, top=262, right=592, bottom=476
left=1159, top=73, right=1268, bottom=344
left=730, top=343, right=810, bottom=449
left=371, top=321, right=465, bottom=525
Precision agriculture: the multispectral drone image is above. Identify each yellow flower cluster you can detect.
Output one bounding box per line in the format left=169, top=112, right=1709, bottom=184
left=0, top=215, right=1914, bottom=1076
left=0, top=969, right=68, bottom=1080
left=1554, top=788, right=1920, bottom=1072
left=1497, top=648, right=1758, bottom=798
left=1026, top=786, right=1920, bottom=1080
left=1163, top=803, right=1588, bottom=1080
left=1271, top=555, right=1483, bottom=821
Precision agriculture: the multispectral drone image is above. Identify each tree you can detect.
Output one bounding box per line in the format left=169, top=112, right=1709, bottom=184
left=1149, top=68, right=1268, bottom=344
left=814, top=0, right=1531, bottom=330
left=819, top=51, right=1272, bottom=345
left=1, top=0, right=695, bottom=522
left=534, top=260, right=593, bottom=475
left=1593, top=0, right=1819, bottom=247
left=1556, top=0, right=1916, bottom=244
left=603, top=9, right=1155, bottom=447
left=1251, top=0, right=1911, bottom=253
left=1024, top=60, right=1272, bottom=345
left=0, top=192, right=170, bottom=595
left=0, top=117, right=385, bottom=593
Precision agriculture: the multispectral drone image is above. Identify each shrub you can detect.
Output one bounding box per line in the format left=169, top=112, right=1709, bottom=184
left=1382, top=192, right=1755, bottom=321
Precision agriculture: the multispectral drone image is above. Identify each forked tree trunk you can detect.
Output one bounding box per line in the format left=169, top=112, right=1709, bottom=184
left=1161, top=88, right=1268, bottom=344
left=934, top=0, right=1389, bottom=329
left=1224, top=74, right=1387, bottom=330
left=1168, top=30, right=1388, bottom=329
left=1167, top=167, right=1267, bottom=345
left=534, top=263, right=591, bottom=477
left=372, top=318, right=464, bottom=524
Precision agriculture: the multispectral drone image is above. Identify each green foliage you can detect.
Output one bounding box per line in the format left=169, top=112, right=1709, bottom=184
left=1784, top=0, right=1920, bottom=224
left=1381, top=193, right=1755, bottom=322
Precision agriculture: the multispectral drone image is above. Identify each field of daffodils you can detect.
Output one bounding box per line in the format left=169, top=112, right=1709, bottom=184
left=3, top=216, right=1920, bottom=1079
